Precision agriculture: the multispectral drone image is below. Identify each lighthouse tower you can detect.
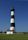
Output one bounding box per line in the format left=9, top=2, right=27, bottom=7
left=6, top=7, right=15, bottom=34
left=10, top=7, right=15, bottom=34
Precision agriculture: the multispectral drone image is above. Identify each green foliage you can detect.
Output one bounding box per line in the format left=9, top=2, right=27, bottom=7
left=0, top=34, right=28, bottom=40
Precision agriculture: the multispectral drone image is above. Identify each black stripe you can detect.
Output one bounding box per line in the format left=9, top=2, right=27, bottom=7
left=11, top=15, right=14, bottom=18
left=11, top=23, right=15, bottom=27
left=11, top=9, right=14, bottom=11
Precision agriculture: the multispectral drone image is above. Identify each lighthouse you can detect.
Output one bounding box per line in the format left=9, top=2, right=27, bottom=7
left=10, top=7, right=15, bottom=34
left=6, top=7, right=15, bottom=34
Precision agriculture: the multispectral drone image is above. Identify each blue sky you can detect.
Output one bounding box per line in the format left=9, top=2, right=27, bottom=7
left=0, top=0, right=28, bottom=32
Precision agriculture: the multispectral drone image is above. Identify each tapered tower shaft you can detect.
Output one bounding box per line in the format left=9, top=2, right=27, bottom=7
left=10, top=8, right=15, bottom=33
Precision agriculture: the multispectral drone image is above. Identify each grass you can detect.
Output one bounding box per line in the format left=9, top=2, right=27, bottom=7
left=0, top=34, right=28, bottom=40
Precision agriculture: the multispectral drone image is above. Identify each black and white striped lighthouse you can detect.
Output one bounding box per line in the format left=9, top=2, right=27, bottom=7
left=10, top=7, right=15, bottom=34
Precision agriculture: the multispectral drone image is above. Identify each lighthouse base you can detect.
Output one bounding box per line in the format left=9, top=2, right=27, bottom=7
left=6, top=31, right=14, bottom=34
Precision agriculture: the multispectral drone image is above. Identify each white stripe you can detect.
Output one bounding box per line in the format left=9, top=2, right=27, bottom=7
left=11, top=11, right=14, bottom=16
left=10, top=27, right=14, bottom=30
left=10, top=18, right=14, bottom=23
